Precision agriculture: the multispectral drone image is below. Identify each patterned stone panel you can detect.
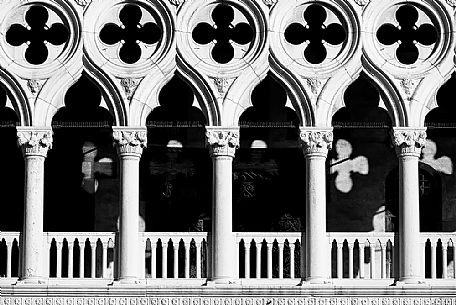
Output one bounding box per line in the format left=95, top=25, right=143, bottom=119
left=2, top=298, right=456, bottom=305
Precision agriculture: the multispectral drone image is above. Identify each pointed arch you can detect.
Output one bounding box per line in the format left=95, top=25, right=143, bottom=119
left=131, top=56, right=218, bottom=126
left=0, top=69, right=31, bottom=126
left=35, top=60, right=126, bottom=126
left=318, top=57, right=406, bottom=127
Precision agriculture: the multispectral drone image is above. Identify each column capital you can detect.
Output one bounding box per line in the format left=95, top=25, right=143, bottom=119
left=17, top=127, right=53, bottom=157
left=205, top=127, right=239, bottom=158
left=299, top=127, right=333, bottom=157
left=113, top=127, right=147, bottom=157
left=391, top=127, right=426, bottom=157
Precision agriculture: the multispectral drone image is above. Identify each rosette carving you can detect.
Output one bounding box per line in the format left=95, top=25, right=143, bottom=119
left=17, top=129, right=53, bottom=157
left=206, top=128, right=239, bottom=157
left=113, top=128, right=147, bottom=155
left=300, top=128, right=333, bottom=156
left=392, top=128, right=426, bottom=157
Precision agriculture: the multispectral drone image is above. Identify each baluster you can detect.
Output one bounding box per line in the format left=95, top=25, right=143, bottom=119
left=68, top=243, right=74, bottom=278
left=162, top=241, right=168, bottom=278
left=56, top=242, right=62, bottom=278
left=102, top=242, right=108, bottom=279
left=267, top=242, right=273, bottom=279
left=370, top=244, right=375, bottom=279
left=256, top=241, right=261, bottom=278
left=348, top=243, right=354, bottom=279
left=422, top=241, right=427, bottom=278
left=185, top=242, right=190, bottom=279
left=6, top=241, right=12, bottom=278
left=381, top=244, right=386, bottom=279
left=151, top=242, right=157, bottom=279
left=442, top=243, right=448, bottom=279
left=337, top=243, right=343, bottom=279
left=173, top=242, right=179, bottom=278
left=431, top=241, right=437, bottom=279
left=196, top=243, right=202, bottom=279
left=289, top=243, right=295, bottom=279
left=244, top=241, right=250, bottom=279
left=359, top=243, right=365, bottom=279
left=278, top=242, right=284, bottom=279
left=90, top=241, right=96, bottom=279
left=453, top=244, right=456, bottom=279
left=79, top=241, right=85, bottom=278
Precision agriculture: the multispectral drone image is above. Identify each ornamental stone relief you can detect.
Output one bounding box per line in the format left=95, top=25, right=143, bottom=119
left=206, top=128, right=239, bottom=157
left=299, top=129, right=333, bottom=156
left=17, top=129, right=53, bottom=157
left=391, top=128, right=427, bottom=157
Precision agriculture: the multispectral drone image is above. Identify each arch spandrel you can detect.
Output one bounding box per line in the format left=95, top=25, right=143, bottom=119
left=0, top=71, right=32, bottom=127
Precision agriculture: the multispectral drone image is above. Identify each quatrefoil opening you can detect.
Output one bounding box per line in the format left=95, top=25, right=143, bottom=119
left=284, top=4, right=346, bottom=65
left=376, top=5, right=437, bottom=65
left=5, top=5, right=69, bottom=65
left=192, top=4, right=254, bottom=64
left=99, top=4, right=162, bottom=64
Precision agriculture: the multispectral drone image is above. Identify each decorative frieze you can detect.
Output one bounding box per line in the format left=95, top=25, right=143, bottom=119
left=113, top=128, right=147, bottom=156
left=2, top=296, right=456, bottom=305
left=299, top=128, right=333, bottom=157
left=206, top=128, right=239, bottom=158
left=391, top=128, right=426, bottom=157
left=17, top=128, right=53, bottom=157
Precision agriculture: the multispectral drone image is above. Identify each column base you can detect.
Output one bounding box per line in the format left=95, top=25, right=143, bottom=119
left=206, top=278, right=240, bottom=285
left=115, top=277, right=142, bottom=285
left=395, top=277, right=427, bottom=286
left=17, top=277, right=47, bottom=285
left=302, top=277, right=332, bottom=285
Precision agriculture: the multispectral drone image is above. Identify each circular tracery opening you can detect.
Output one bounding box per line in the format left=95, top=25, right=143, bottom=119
left=191, top=3, right=254, bottom=64
left=5, top=4, right=69, bottom=65
left=284, top=3, right=347, bottom=65
left=376, top=4, right=438, bottom=65
left=99, top=4, right=162, bottom=64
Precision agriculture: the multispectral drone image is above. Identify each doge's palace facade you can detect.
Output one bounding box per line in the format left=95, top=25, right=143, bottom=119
left=2, top=0, right=456, bottom=303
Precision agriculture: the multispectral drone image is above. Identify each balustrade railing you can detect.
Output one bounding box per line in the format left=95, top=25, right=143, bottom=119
left=0, top=232, right=20, bottom=278
left=2, top=231, right=456, bottom=283
left=421, top=233, right=456, bottom=279
left=236, top=232, right=302, bottom=279
left=142, top=232, right=209, bottom=279
left=45, top=232, right=115, bottom=279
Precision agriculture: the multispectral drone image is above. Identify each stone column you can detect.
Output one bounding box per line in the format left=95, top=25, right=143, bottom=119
left=17, top=127, right=53, bottom=282
left=206, top=127, right=239, bottom=283
left=391, top=127, right=426, bottom=284
left=300, top=128, right=333, bottom=283
left=113, top=127, right=147, bottom=282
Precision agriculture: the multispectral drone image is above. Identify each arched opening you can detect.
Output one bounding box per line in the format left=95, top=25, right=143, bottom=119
left=329, top=73, right=395, bottom=279
left=0, top=85, right=23, bottom=231
left=143, top=75, right=210, bottom=232
left=329, top=73, right=395, bottom=232
left=235, top=73, right=303, bottom=278
left=45, top=74, right=116, bottom=232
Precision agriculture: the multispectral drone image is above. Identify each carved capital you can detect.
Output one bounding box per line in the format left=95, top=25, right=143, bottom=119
left=206, top=127, right=239, bottom=158
left=113, top=127, right=147, bottom=156
left=391, top=128, right=426, bottom=157
left=299, top=128, right=333, bottom=157
left=17, top=127, right=53, bottom=157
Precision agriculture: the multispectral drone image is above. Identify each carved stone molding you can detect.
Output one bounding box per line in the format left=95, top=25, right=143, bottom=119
left=263, top=0, right=278, bottom=8
left=354, top=0, right=370, bottom=6
left=399, top=79, right=420, bottom=100
left=17, top=128, right=53, bottom=157
left=169, top=0, right=185, bottom=7
left=75, top=0, right=92, bottom=6
left=26, top=79, right=45, bottom=95
left=391, top=128, right=427, bottom=157
left=113, top=127, right=147, bottom=156
left=120, top=78, right=141, bottom=100
left=206, top=127, right=239, bottom=158
left=210, top=77, right=236, bottom=98
left=300, top=128, right=333, bottom=157
left=447, top=0, right=456, bottom=7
